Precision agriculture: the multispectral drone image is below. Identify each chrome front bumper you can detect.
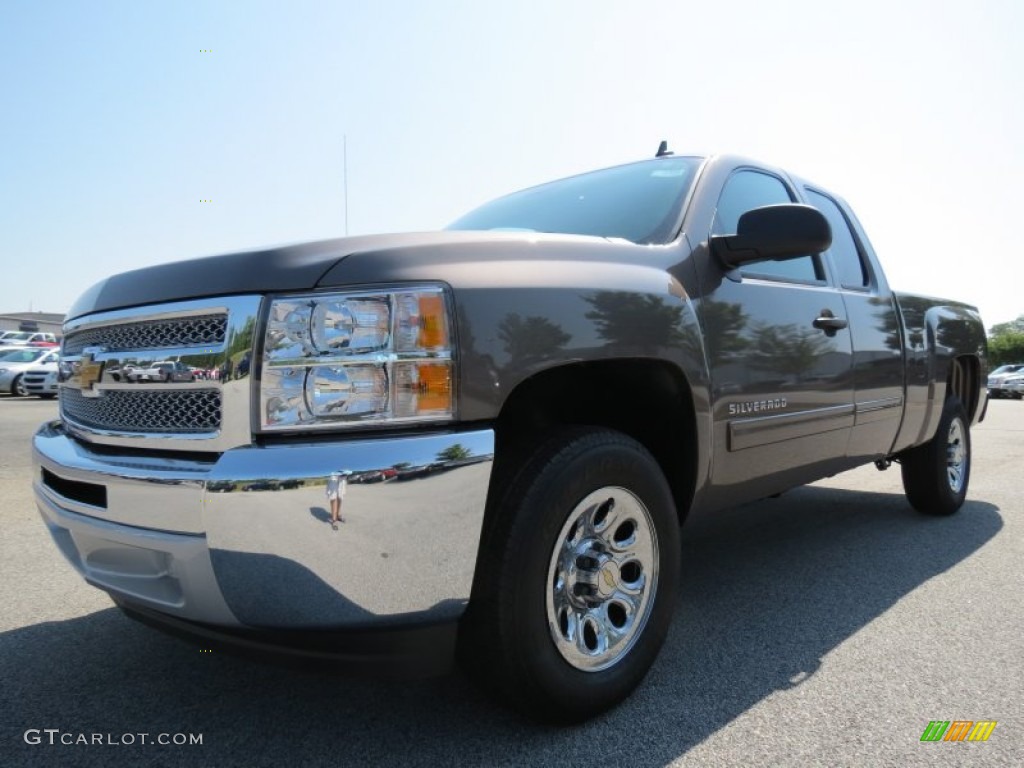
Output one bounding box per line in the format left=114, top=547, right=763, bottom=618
left=33, top=421, right=494, bottom=631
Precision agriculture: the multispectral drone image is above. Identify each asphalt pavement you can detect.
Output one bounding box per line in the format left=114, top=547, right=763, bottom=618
left=1, top=394, right=1021, bottom=767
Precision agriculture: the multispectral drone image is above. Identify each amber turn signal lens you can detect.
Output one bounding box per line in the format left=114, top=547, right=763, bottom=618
left=416, top=362, right=452, bottom=412
left=418, top=294, right=447, bottom=350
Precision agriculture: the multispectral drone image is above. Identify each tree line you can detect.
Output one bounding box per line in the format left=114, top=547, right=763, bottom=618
left=989, top=315, right=1024, bottom=365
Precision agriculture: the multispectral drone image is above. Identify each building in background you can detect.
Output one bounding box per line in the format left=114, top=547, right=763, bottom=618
left=0, top=312, right=65, bottom=339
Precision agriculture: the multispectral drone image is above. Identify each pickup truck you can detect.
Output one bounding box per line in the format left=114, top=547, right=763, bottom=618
left=33, top=151, right=988, bottom=723
left=0, top=330, right=58, bottom=346
left=128, top=359, right=195, bottom=383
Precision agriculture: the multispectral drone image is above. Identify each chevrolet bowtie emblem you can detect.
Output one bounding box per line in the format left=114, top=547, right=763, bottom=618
left=75, top=353, right=104, bottom=394
left=602, top=568, right=615, bottom=589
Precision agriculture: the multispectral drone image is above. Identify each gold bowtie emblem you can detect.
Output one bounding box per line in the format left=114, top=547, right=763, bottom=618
left=76, top=353, right=104, bottom=391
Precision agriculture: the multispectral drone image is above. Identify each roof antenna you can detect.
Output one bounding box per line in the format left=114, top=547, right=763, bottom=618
left=655, top=140, right=673, bottom=158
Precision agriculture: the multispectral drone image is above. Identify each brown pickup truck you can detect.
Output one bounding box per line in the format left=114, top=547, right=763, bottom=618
left=34, top=150, right=987, bottom=722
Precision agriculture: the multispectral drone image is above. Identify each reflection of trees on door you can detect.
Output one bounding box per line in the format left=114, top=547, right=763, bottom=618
left=872, top=294, right=918, bottom=351
left=747, top=322, right=836, bottom=383
left=694, top=300, right=749, bottom=367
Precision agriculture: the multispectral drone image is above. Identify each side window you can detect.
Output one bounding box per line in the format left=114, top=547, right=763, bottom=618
left=805, top=189, right=869, bottom=289
left=714, top=170, right=822, bottom=283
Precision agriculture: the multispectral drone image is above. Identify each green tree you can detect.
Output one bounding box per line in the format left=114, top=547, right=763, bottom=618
left=436, top=443, right=473, bottom=462
left=988, top=315, right=1024, bottom=338
left=987, top=315, right=1024, bottom=365
left=988, top=328, right=1024, bottom=366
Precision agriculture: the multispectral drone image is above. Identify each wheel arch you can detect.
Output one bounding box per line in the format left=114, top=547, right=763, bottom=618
left=481, top=359, right=699, bottom=533
left=948, top=354, right=984, bottom=424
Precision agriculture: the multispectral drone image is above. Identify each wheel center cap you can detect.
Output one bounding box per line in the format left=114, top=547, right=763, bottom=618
left=597, top=562, right=619, bottom=598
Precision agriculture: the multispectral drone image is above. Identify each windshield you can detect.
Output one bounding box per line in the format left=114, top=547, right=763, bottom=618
left=447, top=156, right=701, bottom=244
left=0, top=348, right=50, bottom=364
left=1, top=332, right=32, bottom=341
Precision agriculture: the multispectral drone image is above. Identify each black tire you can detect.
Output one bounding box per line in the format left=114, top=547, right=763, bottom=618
left=900, top=397, right=971, bottom=516
left=11, top=374, right=27, bottom=397
left=459, top=427, right=681, bottom=723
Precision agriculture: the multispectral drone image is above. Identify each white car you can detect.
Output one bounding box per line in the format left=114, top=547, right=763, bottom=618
left=987, top=363, right=1024, bottom=398
left=0, top=331, right=58, bottom=346
left=0, top=348, right=60, bottom=396
left=23, top=364, right=59, bottom=399
left=1002, top=373, right=1024, bottom=399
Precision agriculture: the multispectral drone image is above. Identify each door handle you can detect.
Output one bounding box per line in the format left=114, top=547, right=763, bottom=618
left=813, top=313, right=848, bottom=337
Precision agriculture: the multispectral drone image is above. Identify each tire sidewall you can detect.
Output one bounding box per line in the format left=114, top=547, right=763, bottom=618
left=904, top=397, right=971, bottom=516
left=498, top=434, right=680, bottom=718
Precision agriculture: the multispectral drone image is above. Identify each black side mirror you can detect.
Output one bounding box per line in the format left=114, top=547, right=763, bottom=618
left=711, top=204, right=831, bottom=269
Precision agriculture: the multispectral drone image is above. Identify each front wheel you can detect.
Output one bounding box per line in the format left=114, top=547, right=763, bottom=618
left=460, top=428, right=681, bottom=723
left=11, top=374, right=27, bottom=397
left=900, top=396, right=971, bottom=516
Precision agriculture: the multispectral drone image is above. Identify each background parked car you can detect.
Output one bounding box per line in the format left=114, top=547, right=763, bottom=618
left=131, top=360, right=194, bottom=382
left=1002, top=373, right=1024, bottom=399
left=0, top=331, right=58, bottom=346
left=987, top=363, right=1024, bottom=398
left=0, top=348, right=59, bottom=396
left=23, top=364, right=59, bottom=399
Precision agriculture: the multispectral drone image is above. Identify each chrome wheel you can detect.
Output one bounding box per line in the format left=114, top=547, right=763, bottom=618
left=946, top=418, right=966, bottom=494
left=13, top=375, right=27, bottom=397
left=461, top=428, right=680, bottom=722
left=546, top=486, right=659, bottom=672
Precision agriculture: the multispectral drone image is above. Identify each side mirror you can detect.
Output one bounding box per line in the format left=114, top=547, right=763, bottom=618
left=711, top=204, right=831, bottom=269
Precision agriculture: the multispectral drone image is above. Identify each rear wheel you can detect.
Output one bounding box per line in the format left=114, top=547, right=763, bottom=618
left=460, top=427, right=681, bottom=723
left=900, top=396, right=971, bottom=516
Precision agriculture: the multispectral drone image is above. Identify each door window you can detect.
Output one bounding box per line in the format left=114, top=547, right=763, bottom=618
left=714, top=171, right=823, bottom=283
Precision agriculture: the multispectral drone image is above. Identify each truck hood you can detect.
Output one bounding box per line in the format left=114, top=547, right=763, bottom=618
left=67, top=231, right=646, bottom=320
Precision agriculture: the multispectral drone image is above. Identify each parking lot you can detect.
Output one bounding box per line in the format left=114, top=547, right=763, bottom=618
left=2, top=394, right=1021, bottom=767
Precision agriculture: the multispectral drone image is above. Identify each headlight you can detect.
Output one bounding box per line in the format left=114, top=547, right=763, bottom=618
left=259, top=286, right=454, bottom=430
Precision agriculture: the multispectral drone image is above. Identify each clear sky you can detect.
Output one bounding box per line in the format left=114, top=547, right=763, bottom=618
left=1, top=0, right=1021, bottom=328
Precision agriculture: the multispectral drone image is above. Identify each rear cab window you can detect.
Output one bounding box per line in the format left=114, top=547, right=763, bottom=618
left=804, top=188, right=872, bottom=290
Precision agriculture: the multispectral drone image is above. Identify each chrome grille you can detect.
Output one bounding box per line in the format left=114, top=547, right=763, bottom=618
left=63, top=314, right=227, bottom=355
left=62, top=389, right=222, bottom=433
left=59, top=296, right=261, bottom=451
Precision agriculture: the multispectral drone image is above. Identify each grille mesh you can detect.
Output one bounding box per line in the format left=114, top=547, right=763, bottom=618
left=62, top=389, right=222, bottom=433
left=63, top=314, right=227, bottom=355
